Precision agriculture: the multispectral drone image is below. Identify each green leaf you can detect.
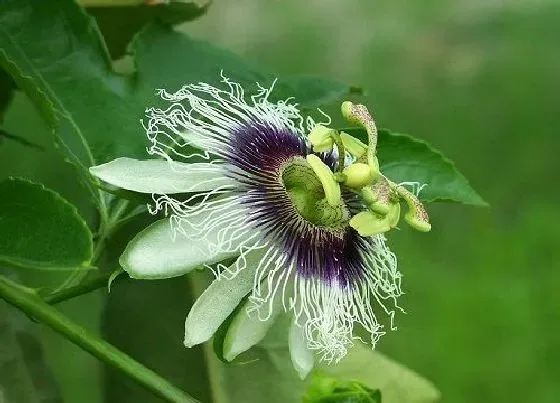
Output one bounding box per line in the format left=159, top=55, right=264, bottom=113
left=0, top=0, right=142, bottom=162
left=0, top=0, right=358, bottom=182
left=132, top=23, right=269, bottom=94
left=0, top=299, right=62, bottom=403
left=344, top=128, right=486, bottom=206
left=88, top=1, right=210, bottom=58
left=0, top=67, right=15, bottom=121
left=0, top=0, right=114, bottom=205
left=0, top=178, right=93, bottom=270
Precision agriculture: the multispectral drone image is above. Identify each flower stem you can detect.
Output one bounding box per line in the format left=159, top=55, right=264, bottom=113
left=0, top=275, right=199, bottom=403
left=43, top=270, right=125, bottom=305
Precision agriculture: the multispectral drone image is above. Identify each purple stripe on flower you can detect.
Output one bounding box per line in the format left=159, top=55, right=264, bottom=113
left=223, top=122, right=370, bottom=287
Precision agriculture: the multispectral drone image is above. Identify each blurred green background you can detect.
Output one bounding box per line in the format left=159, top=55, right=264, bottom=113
left=2, top=1, right=559, bottom=402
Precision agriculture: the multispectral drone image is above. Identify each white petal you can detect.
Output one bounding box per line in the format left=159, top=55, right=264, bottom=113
left=223, top=295, right=283, bottom=362
left=120, top=216, right=258, bottom=279
left=288, top=319, right=314, bottom=379
left=183, top=248, right=266, bottom=348
left=89, top=157, right=235, bottom=194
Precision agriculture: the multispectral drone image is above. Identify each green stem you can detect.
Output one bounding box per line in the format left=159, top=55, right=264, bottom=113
left=0, top=275, right=199, bottom=403
left=43, top=270, right=125, bottom=305
left=93, top=199, right=129, bottom=262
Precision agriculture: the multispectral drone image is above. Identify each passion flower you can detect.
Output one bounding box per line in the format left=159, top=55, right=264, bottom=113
left=90, top=74, right=430, bottom=379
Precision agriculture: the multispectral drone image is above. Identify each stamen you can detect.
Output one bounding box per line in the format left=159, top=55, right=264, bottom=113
left=341, top=101, right=380, bottom=180
left=395, top=184, right=431, bottom=232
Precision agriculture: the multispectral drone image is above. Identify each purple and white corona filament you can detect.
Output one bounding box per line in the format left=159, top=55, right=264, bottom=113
left=90, top=74, right=431, bottom=376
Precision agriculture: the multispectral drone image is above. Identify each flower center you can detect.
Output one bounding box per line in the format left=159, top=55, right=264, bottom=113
left=281, top=157, right=349, bottom=230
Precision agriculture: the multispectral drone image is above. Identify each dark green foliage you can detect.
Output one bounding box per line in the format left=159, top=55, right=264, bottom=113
left=0, top=178, right=92, bottom=270
left=345, top=128, right=487, bottom=205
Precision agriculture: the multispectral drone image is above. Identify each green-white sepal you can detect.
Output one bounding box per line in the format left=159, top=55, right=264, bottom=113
left=120, top=215, right=256, bottom=279
left=288, top=319, right=315, bottom=380
left=90, top=157, right=235, bottom=194
left=184, top=249, right=265, bottom=347
left=222, top=296, right=283, bottom=361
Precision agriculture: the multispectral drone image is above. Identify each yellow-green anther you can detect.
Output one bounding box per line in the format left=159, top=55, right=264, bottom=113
left=341, top=101, right=360, bottom=125
left=396, top=185, right=431, bottom=232
left=343, top=163, right=372, bottom=188
left=340, top=102, right=378, bottom=151
left=306, top=154, right=341, bottom=207
left=366, top=178, right=393, bottom=215
left=308, top=125, right=336, bottom=153
left=361, top=186, right=377, bottom=205
left=350, top=211, right=391, bottom=237
left=340, top=131, right=367, bottom=158
left=340, top=101, right=379, bottom=176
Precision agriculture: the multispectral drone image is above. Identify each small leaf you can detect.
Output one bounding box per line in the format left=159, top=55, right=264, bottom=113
left=344, top=128, right=487, bottom=206
left=0, top=178, right=93, bottom=270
